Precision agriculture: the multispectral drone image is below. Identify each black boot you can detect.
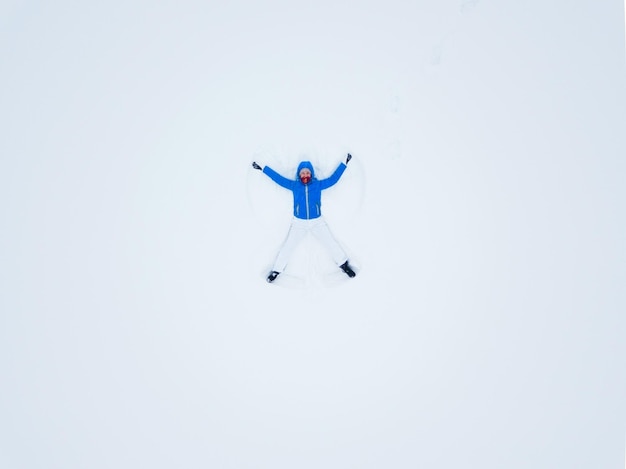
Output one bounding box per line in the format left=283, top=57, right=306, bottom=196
left=339, top=261, right=356, bottom=278
left=266, top=271, right=280, bottom=283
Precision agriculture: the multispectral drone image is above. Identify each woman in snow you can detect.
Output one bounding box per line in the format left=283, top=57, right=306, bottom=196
left=252, top=154, right=357, bottom=283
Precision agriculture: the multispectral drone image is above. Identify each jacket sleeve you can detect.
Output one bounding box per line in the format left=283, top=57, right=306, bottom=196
left=263, top=166, right=295, bottom=190
left=319, top=162, right=347, bottom=190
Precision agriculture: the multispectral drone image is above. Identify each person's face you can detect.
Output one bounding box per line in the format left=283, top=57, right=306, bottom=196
left=299, top=168, right=311, bottom=184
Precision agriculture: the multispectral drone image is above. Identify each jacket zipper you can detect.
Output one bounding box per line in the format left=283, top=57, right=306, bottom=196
left=305, top=185, right=310, bottom=219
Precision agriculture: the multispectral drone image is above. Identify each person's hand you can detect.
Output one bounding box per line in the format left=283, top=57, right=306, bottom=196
left=252, top=161, right=262, bottom=170
left=346, top=153, right=352, bottom=164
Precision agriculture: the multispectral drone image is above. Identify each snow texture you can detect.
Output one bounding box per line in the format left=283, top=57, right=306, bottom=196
left=1, top=1, right=625, bottom=468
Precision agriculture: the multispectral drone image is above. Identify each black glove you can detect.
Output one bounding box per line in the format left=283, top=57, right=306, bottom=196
left=346, top=153, right=352, bottom=164
left=252, top=161, right=262, bottom=170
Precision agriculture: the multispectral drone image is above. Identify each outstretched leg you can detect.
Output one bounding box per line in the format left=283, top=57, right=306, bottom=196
left=271, top=219, right=308, bottom=274
left=310, top=218, right=351, bottom=268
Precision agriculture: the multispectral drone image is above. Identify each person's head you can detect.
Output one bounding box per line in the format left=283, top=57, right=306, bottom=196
left=299, top=167, right=312, bottom=184
left=297, top=161, right=315, bottom=185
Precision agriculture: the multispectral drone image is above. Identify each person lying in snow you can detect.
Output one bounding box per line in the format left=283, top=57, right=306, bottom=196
left=252, top=153, right=357, bottom=283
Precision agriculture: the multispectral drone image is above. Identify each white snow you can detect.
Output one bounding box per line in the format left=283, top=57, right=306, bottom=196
left=1, top=1, right=625, bottom=468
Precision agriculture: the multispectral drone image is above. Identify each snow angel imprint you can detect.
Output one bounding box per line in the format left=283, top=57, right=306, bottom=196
left=251, top=154, right=357, bottom=283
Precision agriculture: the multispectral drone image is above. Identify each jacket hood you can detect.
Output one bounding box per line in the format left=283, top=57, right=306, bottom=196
left=296, top=161, right=315, bottom=179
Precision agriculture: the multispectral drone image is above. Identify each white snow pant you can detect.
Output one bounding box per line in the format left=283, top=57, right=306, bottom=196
left=272, top=216, right=348, bottom=273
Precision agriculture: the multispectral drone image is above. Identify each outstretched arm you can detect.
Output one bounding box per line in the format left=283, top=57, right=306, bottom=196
left=252, top=162, right=294, bottom=189
left=319, top=154, right=352, bottom=190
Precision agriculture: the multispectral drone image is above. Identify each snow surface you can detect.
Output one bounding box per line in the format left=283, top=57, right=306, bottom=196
left=1, top=1, right=625, bottom=468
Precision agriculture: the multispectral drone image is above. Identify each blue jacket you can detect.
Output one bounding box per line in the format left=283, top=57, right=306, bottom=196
left=263, top=161, right=347, bottom=219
